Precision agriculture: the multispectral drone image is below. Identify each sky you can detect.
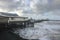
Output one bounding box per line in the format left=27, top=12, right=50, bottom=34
left=30, top=0, right=60, bottom=14
left=0, top=0, right=31, bottom=12
left=0, top=0, right=60, bottom=16
left=0, top=0, right=21, bottom=12
left=0, top=0, right=31, bottom=16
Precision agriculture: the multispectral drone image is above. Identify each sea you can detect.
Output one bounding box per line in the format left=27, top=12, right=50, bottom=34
left=14, top=12, right=60, bottom=40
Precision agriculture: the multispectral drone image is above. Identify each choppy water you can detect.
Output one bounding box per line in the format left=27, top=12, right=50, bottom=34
left=14, top=13, right=60, bottom=40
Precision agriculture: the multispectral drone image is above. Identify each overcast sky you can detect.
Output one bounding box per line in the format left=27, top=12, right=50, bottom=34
left=0, top=0, right=20, bottom=12
left=30, top=0, right=60, bottom=14
left=0, top=0, right=60, bottom=14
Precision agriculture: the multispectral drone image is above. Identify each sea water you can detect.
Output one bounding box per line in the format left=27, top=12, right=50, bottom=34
left=14, top=13, right=60, bottom=40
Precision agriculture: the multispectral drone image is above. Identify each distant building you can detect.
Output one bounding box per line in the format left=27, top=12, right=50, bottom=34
left=0, top=12, right=28, bottom=23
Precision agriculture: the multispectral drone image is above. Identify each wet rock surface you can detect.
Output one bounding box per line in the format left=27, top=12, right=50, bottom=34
left=0, top=30, right=28, bottom=40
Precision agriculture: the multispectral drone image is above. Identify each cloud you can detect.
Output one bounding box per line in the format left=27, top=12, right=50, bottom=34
left=0, top=0, right=22, bottom=12
left=0, top=0, right=32, bottom=16
left=30, top=0, right=60, bottom=14
left=0, top=0, right=60, bottom=15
